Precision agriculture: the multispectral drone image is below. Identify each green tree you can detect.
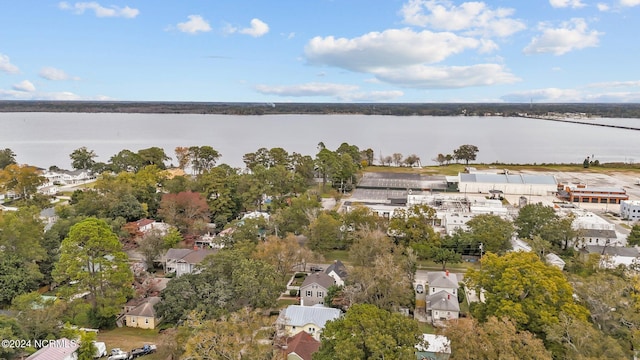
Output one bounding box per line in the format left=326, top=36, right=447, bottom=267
left=388, top=204, right=439, bottom=247
left=194, top=165, right=241, bottom=229
left=70, top=147, right=98, bottom=170
left=138, top=230, right=166, bottom=270
left=109, top=149, right=143, bottom=173
left=157, top=247, right=283, bottom=324
left=189, top=146, right=221, bottom=174
left=314, top=304, right=424, bottom=360
left=308, top=212, right=342, bottom=250
left=77, top=331, right=98, bottom=360
left=0, top=148, right=16, bottom=169
left=466, top=251, right=589, bottom=336
left=430, top=247, right=462, bottom=270
left=348, top=228, right=395, bottom=267
left=515, top=203, right=558, bottom=240
left=253, top=234, right=306, bottom=280
left=11, top=291, right=65, bottom=340
left=453, top=144, right=479, bottom=165
left=137, top=147, right=169, bottom=169
left=52, top=218, right=134, bottom=327
left=0, top=315, right=26, bottom=360
left=627, top=224, right=640, bottom=246
left=465, top=214, right=514, bottom=254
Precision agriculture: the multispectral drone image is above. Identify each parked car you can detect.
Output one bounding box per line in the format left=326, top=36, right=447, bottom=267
left=129, top=344, right=157, bottom=359
left=107, top=349, right=128, bottom=360
left=415, top=284, right=424, bottom=294
left=310, top=265, right=323, bottom=272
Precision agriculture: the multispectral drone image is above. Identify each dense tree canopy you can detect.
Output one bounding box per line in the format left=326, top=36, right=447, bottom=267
left=466, top=251, right=589, bottom=336
left=453, top=144, right=479, bottom=165
left=314, top=304, right=424, bottom=360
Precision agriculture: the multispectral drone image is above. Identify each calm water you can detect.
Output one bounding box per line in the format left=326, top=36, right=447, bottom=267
left=1, top=112, right=639, bottom=169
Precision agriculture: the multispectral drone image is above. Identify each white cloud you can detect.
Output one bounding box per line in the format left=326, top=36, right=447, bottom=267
left=502, top=87, right=640, bottom=103
left=400, top=0, right=526, bottom=38
left=339, top=90, right=405, bottom=102
left=585, top=80, right=640, bottom=88
left=0, top=88, right=113, bottom=101
left=621, top=0, right=640, bottom=7
left=12, top=80, right=35, bottom=92
left=305, top=28, right=480, bottom=72
left=523, top=18, right=602, bottom=55
left=374, top=63, right=520, bottom=88
left=58, top=2, right=139, bottom=18
left=597, top=3, right=610, bottom=11
left=176, top=15, right=211, bottom=34
left=239, top=18, right=270, bottom=37
left=254, top=82, right=358, bottom=97
left=0, top=54, right=19, bottom=74
left=39, top=67, right=78, bottom=81
left=549, top=0, right=586, bottom=8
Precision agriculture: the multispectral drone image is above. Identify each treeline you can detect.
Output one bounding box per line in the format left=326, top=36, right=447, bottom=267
left=3, top=101, right=640, bottom=118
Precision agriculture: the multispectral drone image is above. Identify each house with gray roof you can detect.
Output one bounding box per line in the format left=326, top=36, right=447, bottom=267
left=427, top=290, right=460, bottom=324
left=581, top=245, right=640, bottom=269
left=125, top=296, right=161, bottom=330
left=427, top=271, right=459, bottom=297
left=300, top=272, right=335, bottom=306
left=276, top=304, right=342, bottom=341
left=164, top=248, right=217, bottom=277
left=325, top=260, right=348, bottom=286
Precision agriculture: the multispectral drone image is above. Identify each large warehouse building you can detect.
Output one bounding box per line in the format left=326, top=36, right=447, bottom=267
left=458, top=172, right=558, bottom=196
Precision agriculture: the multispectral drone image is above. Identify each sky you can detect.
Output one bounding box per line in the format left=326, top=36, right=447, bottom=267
left=1, top=0, right=640, bottom=103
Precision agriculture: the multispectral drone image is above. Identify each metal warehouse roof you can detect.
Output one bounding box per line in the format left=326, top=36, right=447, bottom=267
left=459, top=173, right=557, bottom=185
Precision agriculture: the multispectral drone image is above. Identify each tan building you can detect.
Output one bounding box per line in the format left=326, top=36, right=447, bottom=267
left=125, top=297, right=161, bottom=329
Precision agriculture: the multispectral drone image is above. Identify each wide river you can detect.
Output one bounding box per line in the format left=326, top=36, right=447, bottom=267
left=1, top=112, right=639, bottom=169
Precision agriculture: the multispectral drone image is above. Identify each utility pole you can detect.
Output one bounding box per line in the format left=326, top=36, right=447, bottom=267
left=479, top=242, right=484, bottom=260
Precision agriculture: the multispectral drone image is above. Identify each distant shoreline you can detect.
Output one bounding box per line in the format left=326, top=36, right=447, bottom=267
left=2, top=100, right=640, bottom=118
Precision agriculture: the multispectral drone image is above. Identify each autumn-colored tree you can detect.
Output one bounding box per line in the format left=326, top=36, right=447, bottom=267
left=0, top=163, right=46, bottom=199
left=158, top=191, right=210, bottom=235
left=347, top=253, right=415, bottom=311
left=442, top=317, right=552, bottom=360
left=348, top=228, right=395, bottom=267
left=181, top=308, right=276, bottom=360
left=175, top=146, right=191, bottom=171
left=388, top=204, right=439, bottom=246
left=253, top=234, right=306, bottom=280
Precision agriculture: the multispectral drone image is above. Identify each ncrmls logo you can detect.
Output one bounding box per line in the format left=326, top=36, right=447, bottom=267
left=35, top=339, right=79, bottom=348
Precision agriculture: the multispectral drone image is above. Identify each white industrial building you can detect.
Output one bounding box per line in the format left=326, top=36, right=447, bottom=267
left=458, top=172, right=558, bottom=196
left=621, top=200, right=640, bottom=222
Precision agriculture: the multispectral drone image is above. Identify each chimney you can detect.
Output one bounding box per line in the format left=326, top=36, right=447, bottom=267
left=193, top=245, right=198, bottom=251
left=447, top=294, right=450, bottom=300
left=445, top=270, right=449, bottom=277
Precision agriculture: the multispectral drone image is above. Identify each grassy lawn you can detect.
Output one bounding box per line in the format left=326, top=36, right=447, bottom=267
left=418, top=321, right=436, bottom=334
left=320, top=249, right=350, bottom=263
left=364, top=163, right=640, bottom=176
left=96, top=327, right=161, bottom=357
left=277, top=297, right=300, bottom=308
left=416, top=259, right=479, bottom=272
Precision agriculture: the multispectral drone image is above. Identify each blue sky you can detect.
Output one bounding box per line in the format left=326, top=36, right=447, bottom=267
left=1, top=0, right=639, bottom=103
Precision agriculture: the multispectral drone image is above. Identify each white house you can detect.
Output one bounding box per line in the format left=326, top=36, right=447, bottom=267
left=164, top=248, right=217, bottom=277
left=324, top=260, right=348, bottom=287
left=427, top=290, right=460, bottom=324
left=427, top=271, right=459, bottom=296
left=621, top=200, right=640, bottom=222
left=581, top=245, right=640, bottom=269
